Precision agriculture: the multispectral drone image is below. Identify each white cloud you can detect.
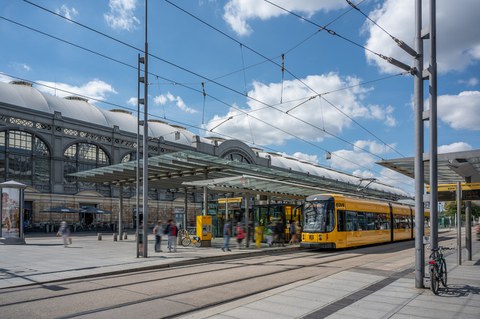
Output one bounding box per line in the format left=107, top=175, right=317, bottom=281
left=438, top=91, right=480, bottom=130
left=206, top=73, right=396, bottom=145
left=56, top=5, right=79, bottom=21
left=329, top=149, right=376, bottom=171
left=460, top=77, right=479, bottom=87
left=353, top=140, right=395, bottom=155
left=153, top=92, right=197, bottom=114
left=104, top=0, right=140, bottom=31
left=364, top=0, right=480, bottom=74
left=223, top=0, right=346, bottom=36
left=438, top=142, right=473, bottom=154
left=35, top=79, right=117, bottom=101
left=127, top=97, right=137, bottom=106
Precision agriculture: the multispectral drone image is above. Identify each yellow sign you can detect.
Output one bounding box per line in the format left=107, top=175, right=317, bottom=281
left=217, top=197, right=243, bottom=204
left=427, top=182, right=480, bottom=192
left=427, top=183, right=480, bottom=201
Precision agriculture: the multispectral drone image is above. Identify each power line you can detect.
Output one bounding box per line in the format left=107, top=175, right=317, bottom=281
left=12, top=1, right=408, bottom=179
left=21, top=0, right=406, bottom=160
left=164, top=0, right=407, bottom=158
left=3, top=71, right=416, bottom=190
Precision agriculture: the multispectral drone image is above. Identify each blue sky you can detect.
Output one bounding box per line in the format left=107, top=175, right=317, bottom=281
left=1, top=0, right=479, bottom=195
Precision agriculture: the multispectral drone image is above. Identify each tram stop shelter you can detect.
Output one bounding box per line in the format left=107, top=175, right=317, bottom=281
left=72, top=149, right=410, bottom=256
left=72, top=150, right=409, bottom=201
left=378, top=148, right=480, bottom=263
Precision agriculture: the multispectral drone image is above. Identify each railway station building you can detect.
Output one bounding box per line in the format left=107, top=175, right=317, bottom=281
left=0, top=80, right=410, bottom=236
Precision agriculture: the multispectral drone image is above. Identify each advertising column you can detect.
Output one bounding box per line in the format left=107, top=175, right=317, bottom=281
left=1, top=181, right=27, bottom=244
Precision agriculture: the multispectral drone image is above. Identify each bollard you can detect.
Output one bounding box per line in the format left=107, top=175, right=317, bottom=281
left=123, top=232, right=127, bottom=240
left=113, top=233, right=118, bottom=241
left=97, top=233, right=102, bottom=240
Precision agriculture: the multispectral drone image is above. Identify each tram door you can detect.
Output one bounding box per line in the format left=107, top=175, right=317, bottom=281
left=254, top=204, right=301, bottom=242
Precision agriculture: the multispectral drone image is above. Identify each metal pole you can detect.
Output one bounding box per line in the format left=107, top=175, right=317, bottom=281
left=456, top=182, right=462, bottom=265
left=184, top=188, right=188, bottom=230
left=414, top=0, right=425, bottom=289
left=142, top=0, right=149, bottom=258
left=119, top=183, right=123, bottom=240
left=465, top=177, right=472, bottom=261
left=203, top=186, right=208, bottom=216
left=245, top=196, right=249, bottom=248
left=429, top=0, right=438, bottom=251
left=136, top=53, right=141, bottom=258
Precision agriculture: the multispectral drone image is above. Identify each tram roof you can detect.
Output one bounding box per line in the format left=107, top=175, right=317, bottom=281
left=72, top=150, right=409, bottom=201
left=377, top=149, right=480, bottom=184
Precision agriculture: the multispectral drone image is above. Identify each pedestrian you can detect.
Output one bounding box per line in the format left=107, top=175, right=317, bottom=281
left=167, top=220, right=178, bottom=252
left=235, top=222, right=245, bottom=249
left=153, top=220, right=163, bottom=252
left=289, top=220, right=300, bottom=244
left=266, top=222, right=273, bottom=247
left=275, top=219, right=285, bottom=247
left=57, top=221, right=71, bottom=247
left=222, top=220, right=231, bottom=251
left=254, top=223, right=263, bottom=249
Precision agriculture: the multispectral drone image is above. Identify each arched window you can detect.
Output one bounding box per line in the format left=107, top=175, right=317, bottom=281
left=221, top=151, right=252, bottom=164
left=0, top=130, right=51, bottom=190
left=64, top=142, right=110, bottom=195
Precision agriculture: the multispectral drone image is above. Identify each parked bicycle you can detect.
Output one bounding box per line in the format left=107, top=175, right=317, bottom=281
left=181, top=231, right=201, bottom=247
left=428, top=246, right=450, bottom=295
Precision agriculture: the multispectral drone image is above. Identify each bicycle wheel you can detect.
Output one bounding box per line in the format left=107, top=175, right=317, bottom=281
left=181, top=237, right=191, bottom=246
left=440, top=259, right=447, bottom=287
left=194, top=240, right=201, bottom=248
left=430, top=267, right=439, bottom=295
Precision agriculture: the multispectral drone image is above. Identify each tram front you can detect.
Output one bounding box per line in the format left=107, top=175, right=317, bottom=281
left=300, top=194, right=337, bottom=249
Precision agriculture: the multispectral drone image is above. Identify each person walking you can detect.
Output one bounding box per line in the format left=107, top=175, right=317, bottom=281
left=57, top=221, right=70, bottom=247
left=153, top=220, right=163, bottom=252
left=222, top=220, right=231, bottom=252
left=289, top=220, right=300, bottom=245
left=235, top=222, right=245, bottom=249
left=167, top=220, right=178, bottom=252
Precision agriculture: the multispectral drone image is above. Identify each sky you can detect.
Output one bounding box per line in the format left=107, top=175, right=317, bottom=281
left=0, top=0, right=479, bottom=195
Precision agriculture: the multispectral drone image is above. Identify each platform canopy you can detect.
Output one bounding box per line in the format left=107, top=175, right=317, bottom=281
left=72, top=150, right=410, bottom=201
left=377, top=149, right=480, bottom=184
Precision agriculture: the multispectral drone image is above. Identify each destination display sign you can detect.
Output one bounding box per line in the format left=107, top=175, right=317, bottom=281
left=426, top=183, right=480, bottom=201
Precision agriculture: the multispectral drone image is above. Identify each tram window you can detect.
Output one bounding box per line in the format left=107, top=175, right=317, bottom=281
left=337, top=210, right=346, bottom=231
left=325, top=202, right=334, bottom=232
left=357, top=212, right=366, bottom=230
left=346, top=211, right=357, bottom=231
left=393, top=215, right=409, bottom=229
left=365, top=212, right=375, bottom=230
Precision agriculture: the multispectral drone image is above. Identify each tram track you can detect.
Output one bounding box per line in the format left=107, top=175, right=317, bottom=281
left=0, top=241, right=420, bottom=319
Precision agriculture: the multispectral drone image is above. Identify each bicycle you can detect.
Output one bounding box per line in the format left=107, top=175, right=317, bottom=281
left=181, top=231, right=201, bottom=247
left=428, top=246, right=449, bottom=295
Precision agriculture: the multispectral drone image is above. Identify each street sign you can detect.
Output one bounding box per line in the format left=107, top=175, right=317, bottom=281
left=427, top=182, right=480, bottom=201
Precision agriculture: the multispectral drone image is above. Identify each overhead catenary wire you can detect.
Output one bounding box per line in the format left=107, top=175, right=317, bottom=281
left=5, top=9, right=384, bottom=161
left=13, top=1, right=410, bottom=179
left=164, top=0, right=408, bottom=158
left=1, top=71, right=412, bottom=190
left=1, top=11, right=399, bottom=165
left=20, top=0, right=407, bottom=161
left=345, top=0, right=418, bottom=58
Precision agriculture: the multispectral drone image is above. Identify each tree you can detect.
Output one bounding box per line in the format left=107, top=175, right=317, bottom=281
left=443, top=201, right=480, bottom=220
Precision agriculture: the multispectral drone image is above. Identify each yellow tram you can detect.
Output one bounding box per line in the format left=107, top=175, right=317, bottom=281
left=300, top=194, right=429, bottom=249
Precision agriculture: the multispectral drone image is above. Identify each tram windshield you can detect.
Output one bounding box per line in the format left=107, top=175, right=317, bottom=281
left=303, top=200, right=335, bottom=232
